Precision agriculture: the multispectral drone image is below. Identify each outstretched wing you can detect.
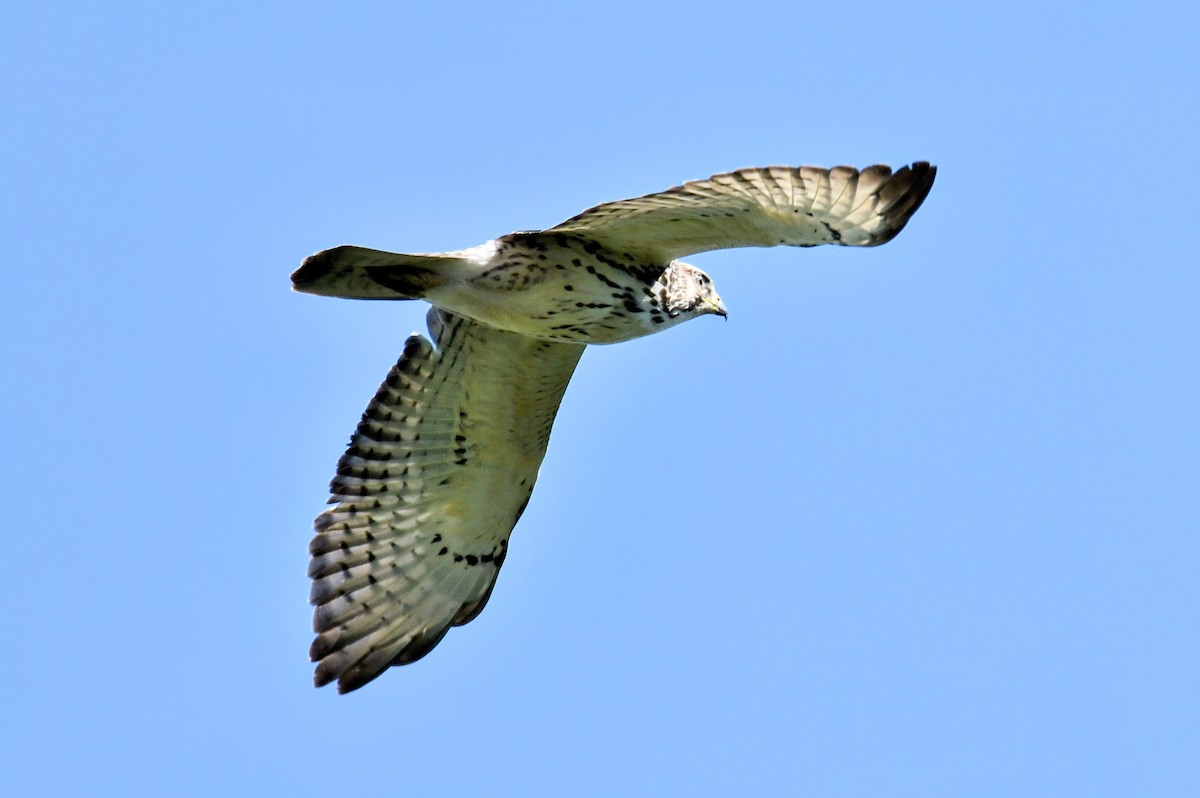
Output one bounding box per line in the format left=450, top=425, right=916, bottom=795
left=307, top=308, right=585, bottom=693
left=547, top=162, right=936, bottom=262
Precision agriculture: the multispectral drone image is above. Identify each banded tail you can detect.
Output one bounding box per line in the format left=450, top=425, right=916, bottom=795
left=291, top=245, right=471, bottom=300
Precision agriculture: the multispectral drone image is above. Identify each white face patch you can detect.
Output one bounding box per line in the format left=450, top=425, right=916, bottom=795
left=661, top=261, right=720, bottom=316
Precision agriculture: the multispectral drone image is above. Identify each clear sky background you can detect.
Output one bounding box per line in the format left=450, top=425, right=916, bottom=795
left=4, top=1, right=1198, bottom=795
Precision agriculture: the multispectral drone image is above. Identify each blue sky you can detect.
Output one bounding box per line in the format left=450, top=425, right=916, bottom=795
left=4, top=1, right=1198, bottom=795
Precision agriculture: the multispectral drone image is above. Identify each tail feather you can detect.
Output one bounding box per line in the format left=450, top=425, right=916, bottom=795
left=291, top=245, right=463, bottom=299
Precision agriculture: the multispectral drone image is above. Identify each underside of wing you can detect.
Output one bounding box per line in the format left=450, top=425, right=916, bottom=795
left=307, top=309, right=584, bottom=692
left=546, top=162, right=936, bottom=262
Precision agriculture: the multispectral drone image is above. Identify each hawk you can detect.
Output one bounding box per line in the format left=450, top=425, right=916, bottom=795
left=295, top=162, right=936, bottom=692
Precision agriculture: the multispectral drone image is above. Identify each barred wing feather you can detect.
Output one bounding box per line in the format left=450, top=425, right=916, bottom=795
left=548, top=162, right=936, bottom=262
left=307, top=308, right=584, bottom=693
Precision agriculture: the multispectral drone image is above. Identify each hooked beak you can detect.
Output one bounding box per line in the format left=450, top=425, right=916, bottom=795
left=704, top=296, right=728, bottom=319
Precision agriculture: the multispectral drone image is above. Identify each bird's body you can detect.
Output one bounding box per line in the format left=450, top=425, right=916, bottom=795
left=295, top=162, right=937, bottom=692
left=296, top=232, right=718, bottom=345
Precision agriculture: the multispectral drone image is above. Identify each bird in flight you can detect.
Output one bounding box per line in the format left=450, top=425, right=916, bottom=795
left=294, top=162, right=936, bottom=692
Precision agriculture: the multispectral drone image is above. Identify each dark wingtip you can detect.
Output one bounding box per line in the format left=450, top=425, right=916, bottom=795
left=313, top=663, right=337, bottom=689
left=867, top=161, right=937, bottom=246
left=335, top=676, right=362, bottom=695
left=312, top=656, right=376, bottom=694
left=310, top=625, right=455, bottom=694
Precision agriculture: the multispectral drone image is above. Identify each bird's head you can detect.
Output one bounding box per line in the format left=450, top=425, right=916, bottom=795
left=659, top=261, right=727, bottom=320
